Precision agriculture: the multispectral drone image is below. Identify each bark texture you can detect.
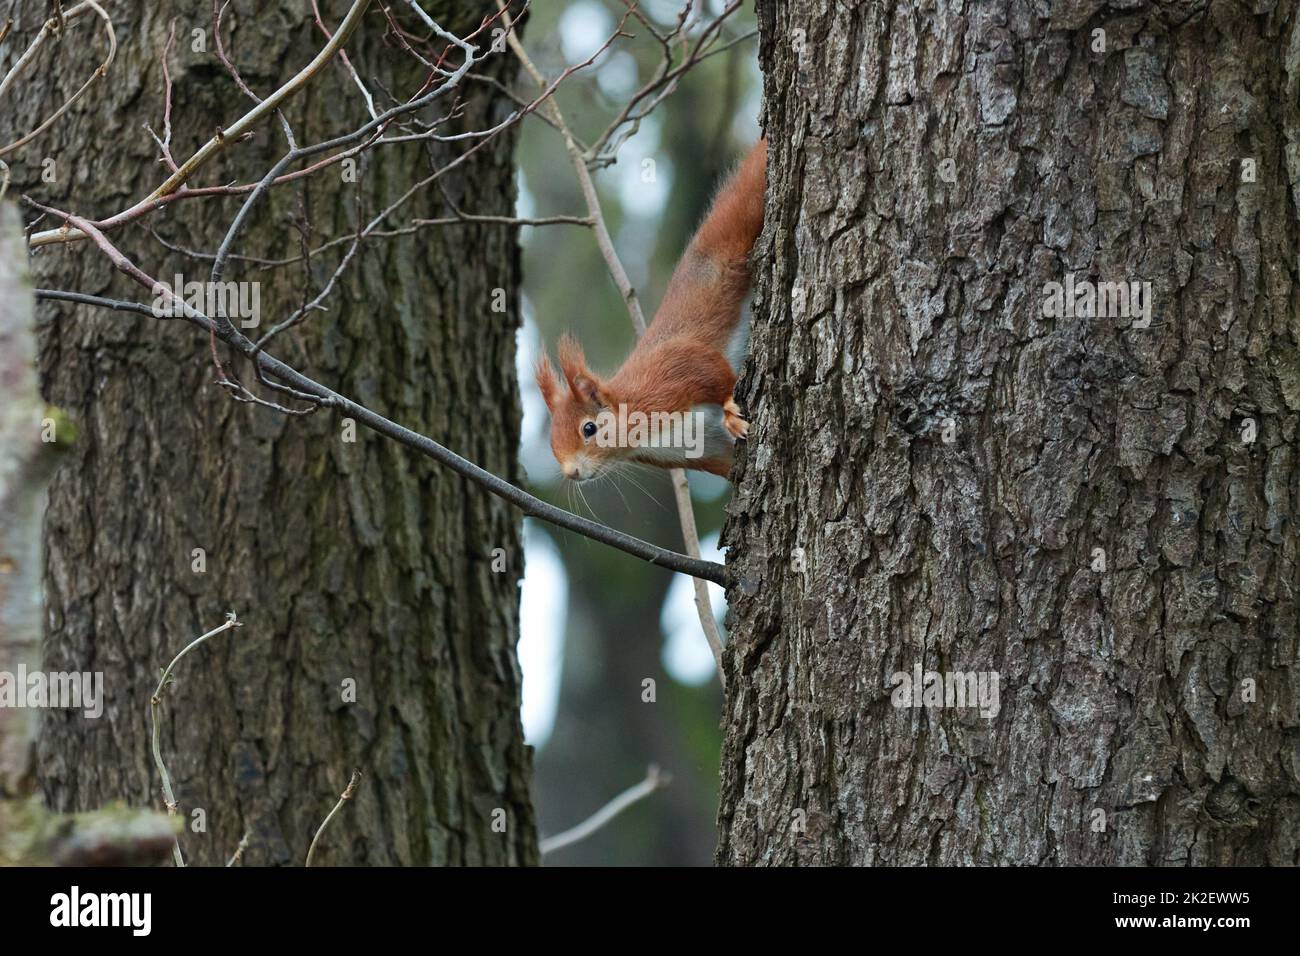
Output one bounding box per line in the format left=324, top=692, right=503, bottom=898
left=3, top=0, right=535, bottom=865
left=720, top=0, right=1300, bottom=865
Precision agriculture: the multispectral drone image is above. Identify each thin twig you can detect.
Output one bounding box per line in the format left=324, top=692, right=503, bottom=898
left=305, top=769, right=361, bottom=866
left=24, top=3, right=590, bottom=251
left=0, top=0, right=106, bottom=100
left=213, top=0, right=298, bottom=150
left=0, top=0, right=117, bottom=159
left=144, top=19, right=179, bottom=172
left=587, top=4, right=750, bottom=167
left=225, top=829, right=251, bottom=866
left=149, top=612, right=243, bottom=867
left=150, top=211, right=591, bottom=272
left=311, top=0, right=377, bottom=120
left=539, top=766, right=670, bottom=855
left=670, top=470, right=725, bottom=685
left=203, top=25, right=606, bottom=345
left=27, top=0, right=373, bottom=246
left=497, top=2, right=645, bottom=329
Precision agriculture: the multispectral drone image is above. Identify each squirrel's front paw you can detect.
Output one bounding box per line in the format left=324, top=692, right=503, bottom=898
left=723, top=397, right=749, bottom=440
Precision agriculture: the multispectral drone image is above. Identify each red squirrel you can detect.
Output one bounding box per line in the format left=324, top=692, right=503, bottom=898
left=537, top=138, right=766, bottom=480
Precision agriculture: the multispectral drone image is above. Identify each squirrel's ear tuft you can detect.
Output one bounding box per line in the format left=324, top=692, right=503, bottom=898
left=557, top=334, right=602, bottom=402
left=557, top=334, right=587, bottom=383
left=572, top=374, right=602, bottom=404
left=536, top=352, right=560, bottom=411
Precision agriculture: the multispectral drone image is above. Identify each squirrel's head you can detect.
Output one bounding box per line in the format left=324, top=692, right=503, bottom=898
left=536, top=335, right=616, bottom=481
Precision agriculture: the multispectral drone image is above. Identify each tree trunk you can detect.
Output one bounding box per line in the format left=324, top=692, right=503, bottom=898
left=4, top=0, right=535, bottom=865
left=720, top=1, right=1300, bottom=866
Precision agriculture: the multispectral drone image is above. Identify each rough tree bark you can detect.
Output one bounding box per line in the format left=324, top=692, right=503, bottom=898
left=720, top=1, right=1300, bottom=865
left=3, top=0, right=535, bottom=865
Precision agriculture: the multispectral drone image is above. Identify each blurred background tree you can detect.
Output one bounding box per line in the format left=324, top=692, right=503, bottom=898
left=511, top=0, right=759, bottom=866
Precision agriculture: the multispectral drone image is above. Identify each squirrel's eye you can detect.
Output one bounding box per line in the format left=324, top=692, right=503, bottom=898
left=582, top=421, right=598, bottom=439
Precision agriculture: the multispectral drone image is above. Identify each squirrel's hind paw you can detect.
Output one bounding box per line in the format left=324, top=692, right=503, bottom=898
left=723, top=398, right=749, bottom=440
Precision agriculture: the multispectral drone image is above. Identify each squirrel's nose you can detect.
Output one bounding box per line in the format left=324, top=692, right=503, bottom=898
left=565, top=465, right=581, bottom=480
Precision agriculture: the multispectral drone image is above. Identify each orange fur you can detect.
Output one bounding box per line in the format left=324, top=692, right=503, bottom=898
left=538, top=139, right=767, bottom=481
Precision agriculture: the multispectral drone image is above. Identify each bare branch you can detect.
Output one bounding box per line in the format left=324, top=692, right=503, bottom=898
left=151, top=210, right=591, bottom=273
left=0, top=0, right=117, bottom=159
left=311, top=0, right=377, bottom=120
left=143, top=19, right=180, bottom=172
left=0, top=0, right=107, bottom=100
left=225, top=829, right=252, bottom=867
left=213, top=0, right=298, bottom=150
left=23, top=3, right=590, bottom=255
left=587, top=3, right=751, bottom=167
left=149, top=612, right=243, bottom=867
left=540, top=766, right=670, bottom=855
left=670, top=470, right=726, bottom=687
left=28, top=0, right=374, bottom=247
left=305, top=769, right=361, bottom=867
left=497, top=2, right=646, bottom=329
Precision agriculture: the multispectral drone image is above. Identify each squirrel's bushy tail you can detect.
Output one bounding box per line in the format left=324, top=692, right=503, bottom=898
left=645, top=138, right=767, bottom=350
